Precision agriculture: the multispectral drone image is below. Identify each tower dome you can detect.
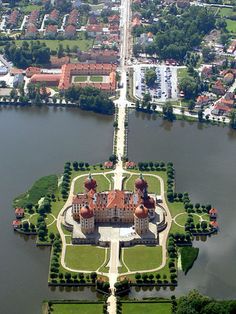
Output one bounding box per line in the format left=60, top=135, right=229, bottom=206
left=84, top=173, right=97, bottom=191
left=134, top=204, right=148, bottom=219
left=80, top=205, right=94, bottom=219
left=135, top=173, right=148, bottom=190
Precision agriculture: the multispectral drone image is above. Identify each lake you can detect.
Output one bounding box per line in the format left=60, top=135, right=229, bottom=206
left=0, top=106, right=113, bottom=314
left=128, top=111, right=236, bottom=299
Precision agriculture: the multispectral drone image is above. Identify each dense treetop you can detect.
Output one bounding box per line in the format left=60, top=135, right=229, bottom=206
left=133, top=6, right=216, bottom=61
left=4, top=41, right=50, bottom=69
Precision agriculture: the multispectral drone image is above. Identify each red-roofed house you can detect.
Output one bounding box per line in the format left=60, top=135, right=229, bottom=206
left=212, top=80, right=226, bottom=96
left=12, top=220, right=21, bottom=229
left=86, top=24, right=103, bottom=37
left=26, top=67, right=41, bottom=78
left=30, top=74, right=61, bottom=86
left=209, top=208, right=218, bottom=220
left=45, top=25, right=57, bottom=38
left=196, top=95, right=209, bottom=107
left=125, top=161, right=136, bottom=169
left=211, top=103, right=231, bottom=116
left=25, top=24, right=38, bottom=39
left=104, top=161, right=113, bottom=169
left=64, top=24, right=77, bottom=39
left=210, top=221, right=219, bottom=231
left=50, top=56, right=70, bottom=68
left=15, top=207, right=24, bottom=218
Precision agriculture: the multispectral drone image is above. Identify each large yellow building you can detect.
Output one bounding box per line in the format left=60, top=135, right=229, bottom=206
left=72, top=174, right=155, bottom=235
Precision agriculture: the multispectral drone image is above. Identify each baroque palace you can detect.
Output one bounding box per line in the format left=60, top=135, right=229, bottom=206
left=71, top=174, right=156, bottom=235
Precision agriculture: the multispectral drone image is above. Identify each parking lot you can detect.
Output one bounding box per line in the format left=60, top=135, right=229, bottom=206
left=134, top=65, right=178, bottom=102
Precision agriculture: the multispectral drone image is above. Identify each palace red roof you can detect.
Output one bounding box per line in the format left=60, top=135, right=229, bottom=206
left=80, top=205, right=94, bottom=219
left=135, top=204, right=148, bottom=219
left=15, top=207, right=24, bottom=214
left=30, top=74, right=61, bottom=83
left=209, top=208, right=218, bottom=214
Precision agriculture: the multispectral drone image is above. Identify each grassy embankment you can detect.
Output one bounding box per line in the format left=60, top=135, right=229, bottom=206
left=121, top=301, right=172, bottom=314
left=179, top=246, right=199, bottom=274
left=122, top=245, right=162, bottom=272
left=64, top=245, right=107, bottom=271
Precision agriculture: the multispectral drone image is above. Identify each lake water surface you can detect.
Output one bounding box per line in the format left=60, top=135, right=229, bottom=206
left=1, top=107, right=236, bottom=314
left=128, top=111, right=236, bottom=299
left=0, top=106, right=113, bottom=314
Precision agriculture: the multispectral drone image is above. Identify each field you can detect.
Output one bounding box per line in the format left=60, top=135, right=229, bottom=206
left=121, top=302, right=172, bottom=314
left=13, top=174, right=58, bottom=208
left=15, top=38, right=93, bottom=51
left=226, top=19, right=236, bottom=33
left=124, top=174, right=161, bottom=194
left=218, top=7, right=235, bottom=17
left=73, top=76, right=104, bottom=83
left=20, top=4, right=43, bottom=13
left=74, top=76, right=88, bottom=82
left=73, top=173, right=111, bottom=194
left=64, top=245, right=106, bottom=271
left=51, top=303, right=103, bottom=314
left=90, top=76, right=103, bottom=82
left=122, top=245, right=162, bottom=271
left=180, top=246, right=199, bottom=274
left=177, top=67, right=189, bottom=81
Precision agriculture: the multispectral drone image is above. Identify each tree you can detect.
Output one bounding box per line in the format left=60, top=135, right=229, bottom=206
left=198, top=109, right=204, bottom=122
left=109, top=154, right=118, bottom=164
left=90, top=272, right=97, bottom=282
left=230, top=109, right=236, bottom=129
left=57, top=44, right=64, bottom=58
left=162, top=102, right=174, bottom=121
left=203, top=302, right=227, bottom=314
left=135, top=100, right=140, bottom=110
left=49, top=232, right=55, bottom=241
left=135, top=273, right=141, bottom=280
left=202, top=47, right=215, bottom=63
left=176, top=290, right=212, bottom=314
left=145, top=68, right=157, bottom=87
left=72, top=161, right=78, bottom=171
left=179, top=77, right=198, bottom=100
left=201, top=221, right=208, bottom=230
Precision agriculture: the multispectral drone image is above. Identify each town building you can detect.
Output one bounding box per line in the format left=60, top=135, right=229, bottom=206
left=58, top=63, right=117, bottom=93
left=71, top=174, right=155, bottom=235
left=15, top=207, right=24, bottom=219
left=30, top=74, right=61, bottom=86
left=13, top=74, right=24, bottom=88
left=26, top=66, right=41, bottom=78
left=104, top=161, right=113, bottom=169
left=209, top=208, right=218, bottom=220
left=12, top=220, right=21, bottom=229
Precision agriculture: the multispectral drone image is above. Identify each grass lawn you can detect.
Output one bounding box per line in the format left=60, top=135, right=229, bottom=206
left=15, top=38, right=93, bottom=51
left=74, top=76, right=88, bottom=82
left=218, top=7, right=234, bottom=17
left=73, top=173, right=110, bottom=194
left=168, top=201, right=185, bottom=217
left=125, top=174, right=160, bottom=194
left=177, top=67, right=188, bottom=81
left=90, top=76, right=103, bottom=82
left=122, top=302, right=172, bottom=314
left=64, top=245, right=106, bottom=271
left=51, top=303, right=103, bottom=314
left=13, top=174, right=58, bottom=208
left=179, top=246, right=199, bottom=274
left=21, top=4, right=43, bottom=13
left=123, top=246, right=162, bottom=271
left=98, top=248, right=110, bottom=272
left=175, top=213, right=188, bottom=227
left=226, top=19, right=236, bottom=33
